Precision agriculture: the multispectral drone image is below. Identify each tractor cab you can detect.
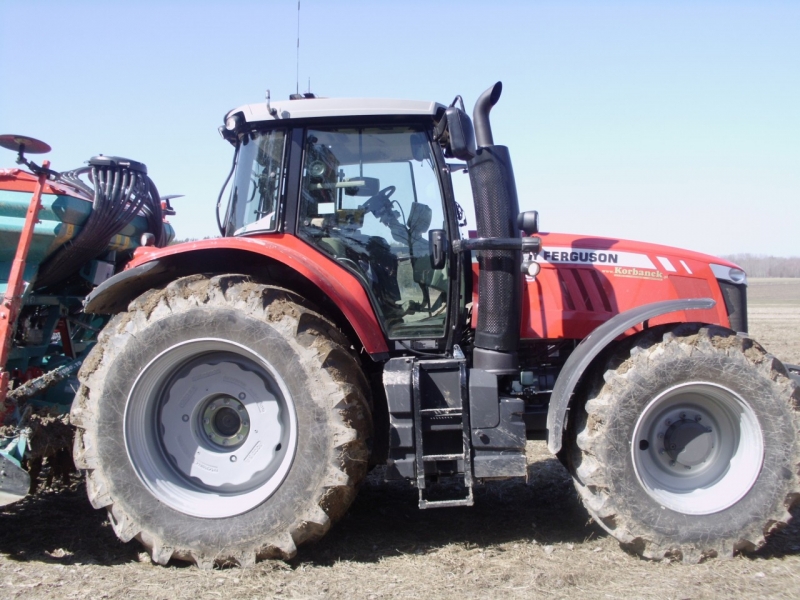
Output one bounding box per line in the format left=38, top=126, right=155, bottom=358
left=221, top=99, right=462, bottom=346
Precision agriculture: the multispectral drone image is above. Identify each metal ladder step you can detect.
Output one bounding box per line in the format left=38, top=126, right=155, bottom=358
left=418, top=485, right=474, bottom=509
left=420, top=407, right=462, bottom=415
left=413, top=361, right=473, bottom=509
left=422, top=453, right=463, bottom=461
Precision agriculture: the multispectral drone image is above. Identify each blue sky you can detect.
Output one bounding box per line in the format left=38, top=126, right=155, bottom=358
left=1, top=1, right=797, bottom=257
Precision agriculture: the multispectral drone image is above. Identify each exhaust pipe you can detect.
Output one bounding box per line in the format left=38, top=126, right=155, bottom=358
left=473, top=82, right=503, bottom=147
left=468, top=82, right=522, bottom=374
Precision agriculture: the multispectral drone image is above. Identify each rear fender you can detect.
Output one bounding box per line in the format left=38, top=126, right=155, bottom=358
left=84, top=236, right=390, bottom=358
left=546, top=298, right=716, bottom=454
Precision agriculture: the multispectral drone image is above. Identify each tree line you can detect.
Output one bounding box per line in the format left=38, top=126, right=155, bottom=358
left=722, top=254, right=800, bottom=278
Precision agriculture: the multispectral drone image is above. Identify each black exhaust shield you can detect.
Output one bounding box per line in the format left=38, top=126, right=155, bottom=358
left=468, top=83, right=522, bottom=372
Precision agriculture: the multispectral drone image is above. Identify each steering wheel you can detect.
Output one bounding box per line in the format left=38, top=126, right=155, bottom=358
left=362, top=186, right=396, bottom=217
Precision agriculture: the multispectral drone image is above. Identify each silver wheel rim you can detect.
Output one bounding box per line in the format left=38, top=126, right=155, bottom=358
left=631, top=381, right=763, bottom=515
left=124, top=339, right=297, bottom=518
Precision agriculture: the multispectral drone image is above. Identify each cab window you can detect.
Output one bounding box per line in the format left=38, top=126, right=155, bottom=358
left=226, top=129, right=287, bottom=236
left=297, top=126, right=449, bottom=339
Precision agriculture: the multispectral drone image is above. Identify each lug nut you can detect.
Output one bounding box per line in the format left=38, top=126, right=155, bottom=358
left=238, top=392, right=246, bottom=400
left=230, top=456, right=237, bottom=462
left=182, top=415, right=189, bottom=422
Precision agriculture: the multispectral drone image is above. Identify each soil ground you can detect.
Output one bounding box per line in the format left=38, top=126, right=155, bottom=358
left=0, top=279, right=798, bottom=600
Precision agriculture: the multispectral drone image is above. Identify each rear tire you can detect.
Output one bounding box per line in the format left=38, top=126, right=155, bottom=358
left=570, top=324, right=800, bottom=562
left=72, top=275, right=371, bottom=567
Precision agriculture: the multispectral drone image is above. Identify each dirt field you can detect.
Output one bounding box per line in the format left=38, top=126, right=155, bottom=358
left=0, top=279, right=798, bottom=600
left=747, top=278, right=800, bottom=365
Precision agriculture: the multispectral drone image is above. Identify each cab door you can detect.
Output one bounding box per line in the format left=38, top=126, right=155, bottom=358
left=295, top=124, right=458, bottom=349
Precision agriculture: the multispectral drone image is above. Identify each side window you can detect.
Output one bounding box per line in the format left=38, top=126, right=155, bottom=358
left=226, top=130, right=286, bottom=236
left=297, top=127, right=449, bottom=339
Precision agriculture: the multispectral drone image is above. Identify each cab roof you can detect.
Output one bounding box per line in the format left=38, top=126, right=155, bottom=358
left=231, top=97, right=445, bottom=124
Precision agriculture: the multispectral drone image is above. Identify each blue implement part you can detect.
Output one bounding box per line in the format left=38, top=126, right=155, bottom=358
left=0, top=189, right=175, bottom=295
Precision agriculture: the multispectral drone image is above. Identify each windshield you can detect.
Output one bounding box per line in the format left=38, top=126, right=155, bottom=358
left=225, top=129, right=287, bottom=236
left=297, top=126, right=450, bottom=340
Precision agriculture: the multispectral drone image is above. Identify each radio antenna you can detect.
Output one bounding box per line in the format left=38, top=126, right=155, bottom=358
left=296, top=1, right=301, bottom=95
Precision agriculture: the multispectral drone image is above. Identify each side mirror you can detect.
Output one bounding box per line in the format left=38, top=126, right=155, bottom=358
left=429, top=230, right=448, bottom=269
left=444, top=106, right=476, bottom=161
left=435, top=106, right=476, bottom=161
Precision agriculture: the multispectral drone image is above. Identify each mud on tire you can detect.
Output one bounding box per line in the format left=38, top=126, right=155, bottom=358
left=570, top=324, right=800, bottom=563
left=71, top=275, right=371, bottom=567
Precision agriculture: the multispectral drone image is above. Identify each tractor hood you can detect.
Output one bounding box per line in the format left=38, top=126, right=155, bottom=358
left=471, top=231, right=746, bottom=341
left=534, top=232, right=744, bottom=283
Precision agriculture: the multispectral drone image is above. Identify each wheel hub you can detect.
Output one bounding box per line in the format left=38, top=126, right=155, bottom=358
left=125, top=339, right=298, bottom=518
left=201, top=395, right=250, bottom=447
left=662, top=415, right=713, bottom=467
left=631, top=382, right=764, bottom=515
left=160, top=360, right=283, bottom=488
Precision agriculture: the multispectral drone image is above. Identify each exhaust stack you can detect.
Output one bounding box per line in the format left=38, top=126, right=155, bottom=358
left=473, top=83, right=503, bottom=147
left=468, top=82, right=522, bottom=374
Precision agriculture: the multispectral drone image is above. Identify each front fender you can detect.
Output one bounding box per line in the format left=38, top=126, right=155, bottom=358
left=85, top=235, right=390, bottom=356
left=546, top=298, right=716, bottom=454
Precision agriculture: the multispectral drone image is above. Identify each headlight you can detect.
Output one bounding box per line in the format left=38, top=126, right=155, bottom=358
left=728, top=268, right=746, bottom=283
left=225, top=114, right=241, bottom=132
left=710, top=263, right=747, bottom=285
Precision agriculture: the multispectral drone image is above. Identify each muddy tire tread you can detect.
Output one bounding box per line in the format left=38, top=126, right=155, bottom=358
left=72, top=274, right=371, bottom=567
left=571, top=324, right=800, bottom=563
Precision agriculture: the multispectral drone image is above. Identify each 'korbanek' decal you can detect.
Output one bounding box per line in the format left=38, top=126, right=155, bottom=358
left=610, top=266, right=665, bottom=280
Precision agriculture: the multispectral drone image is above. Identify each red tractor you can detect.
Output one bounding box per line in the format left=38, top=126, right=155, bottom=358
left=69, top=83, right=798, bottom=567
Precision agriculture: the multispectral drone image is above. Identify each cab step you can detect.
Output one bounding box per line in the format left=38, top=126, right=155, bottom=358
left=413, top=360, right=473, bottom=509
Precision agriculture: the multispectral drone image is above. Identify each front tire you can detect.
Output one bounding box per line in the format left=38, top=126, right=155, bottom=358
left=72, top=275, right=371, bottom=567
left=570, top=324, right=800, bottom=562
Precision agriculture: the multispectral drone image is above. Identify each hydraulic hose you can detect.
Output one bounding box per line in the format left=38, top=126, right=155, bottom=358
left=216, top=143, right=240, bottom=235
left=35, top=160, right=166, bottom=290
